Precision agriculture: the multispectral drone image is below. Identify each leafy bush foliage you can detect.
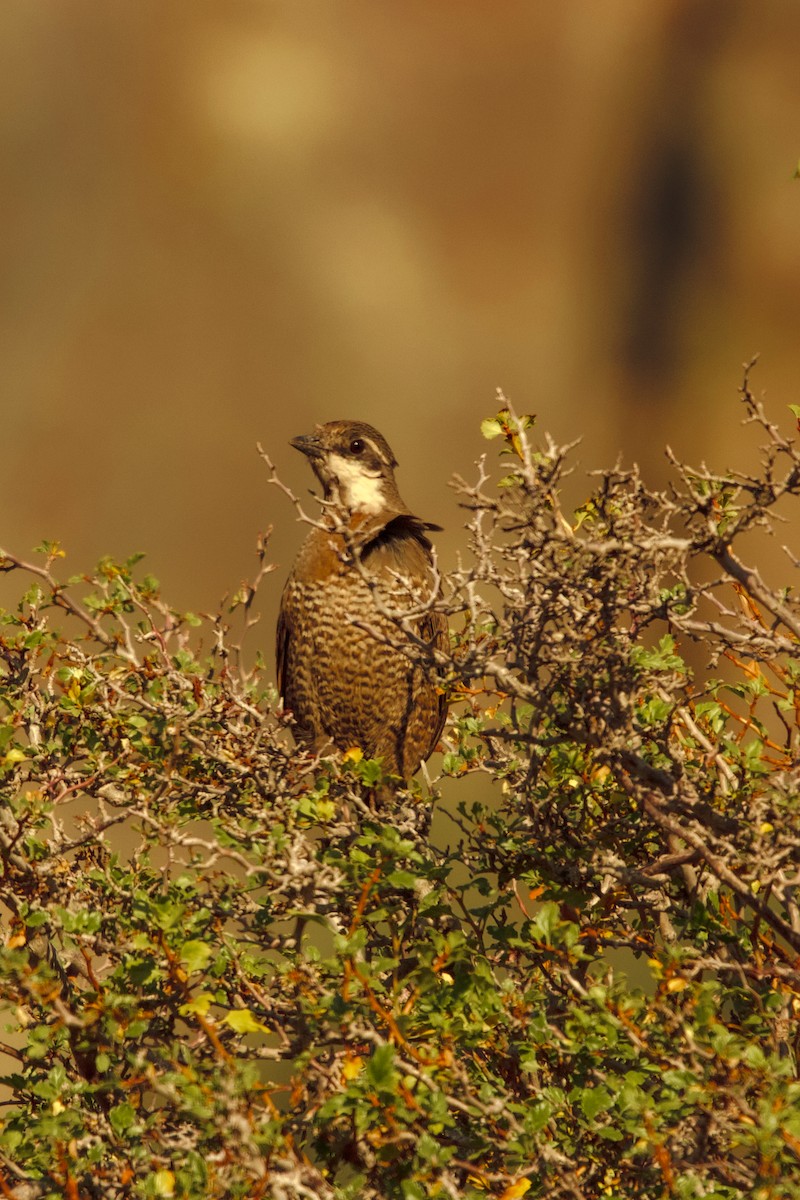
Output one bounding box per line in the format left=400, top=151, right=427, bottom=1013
left=1, top=371, right=800, bottom=1199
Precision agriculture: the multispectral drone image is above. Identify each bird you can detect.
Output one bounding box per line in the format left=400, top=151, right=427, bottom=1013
left=276, top=420, right=448, bottom=784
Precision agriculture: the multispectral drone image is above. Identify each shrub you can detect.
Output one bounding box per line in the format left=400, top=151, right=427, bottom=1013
left=1, top=369, right=799, bottom=1198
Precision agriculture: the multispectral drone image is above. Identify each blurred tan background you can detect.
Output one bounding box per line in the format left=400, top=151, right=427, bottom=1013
left=3, top=0, right=800, bottom=644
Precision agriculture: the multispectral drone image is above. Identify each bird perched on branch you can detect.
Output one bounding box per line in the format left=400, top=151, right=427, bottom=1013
left=276, top=420, right=448, bottom=783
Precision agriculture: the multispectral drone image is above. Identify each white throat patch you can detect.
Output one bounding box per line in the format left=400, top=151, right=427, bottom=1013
left=329, top=453, right=386, bottom=514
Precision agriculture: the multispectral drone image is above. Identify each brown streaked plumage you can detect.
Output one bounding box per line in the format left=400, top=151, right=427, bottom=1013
left=276, top=420, right=448, bottom=781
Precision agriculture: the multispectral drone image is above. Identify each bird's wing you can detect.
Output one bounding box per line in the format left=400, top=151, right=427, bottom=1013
left=368, top=512, right=441, bottom=550
left=365, top=516, right=450, bottom=755
left=275, top=590, right=290, bottom=703
left=419, top=605, right=450, bottom=755
left=352, top=508, right=441, bottom=551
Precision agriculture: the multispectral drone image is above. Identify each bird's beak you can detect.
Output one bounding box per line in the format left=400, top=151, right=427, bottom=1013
left=290, top=433, right=324, bottom=459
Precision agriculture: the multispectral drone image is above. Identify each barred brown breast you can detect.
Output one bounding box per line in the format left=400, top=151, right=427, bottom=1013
left=276, top=420, right=448, bottom=781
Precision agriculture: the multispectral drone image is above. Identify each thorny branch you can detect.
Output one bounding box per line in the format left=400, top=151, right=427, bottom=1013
left=1, top=370, right=800, bottom=1197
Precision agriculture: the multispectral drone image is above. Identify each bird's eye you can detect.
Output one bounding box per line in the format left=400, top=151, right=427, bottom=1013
left=349, top=438, right=364, bottom=454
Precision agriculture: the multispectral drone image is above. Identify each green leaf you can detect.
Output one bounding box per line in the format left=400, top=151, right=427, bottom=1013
left=386, top=870, right=418, bottom=888
left=596, top=1125, right=625, bottom=1141
left=222, top=1008, right=270, bottom=1035
left=366, top=1043, right=396, bottom=1089
left=180, top=940, right=213, bottom=974
left=580, top=1085, right=613, bottom=1119
left=109, top=1102, right=137, bottom=1135
left=179, top=992, right=214, bottom=1017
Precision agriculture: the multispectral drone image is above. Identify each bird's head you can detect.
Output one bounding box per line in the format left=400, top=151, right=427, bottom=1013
left=290, top=420, right=403, bottom=516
